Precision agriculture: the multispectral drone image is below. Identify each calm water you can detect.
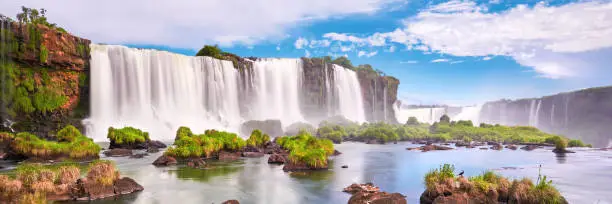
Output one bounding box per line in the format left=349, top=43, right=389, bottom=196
left=6, top=142, right=612, bottom=204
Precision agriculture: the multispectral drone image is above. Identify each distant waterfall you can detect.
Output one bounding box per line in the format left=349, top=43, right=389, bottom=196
left=453, top=105, right=482, bottom=125
left=331, top=64, right=366, bottom=123
left=85, top=44, right=368, bottom=141
left=394, top=106, right=446, bottom=124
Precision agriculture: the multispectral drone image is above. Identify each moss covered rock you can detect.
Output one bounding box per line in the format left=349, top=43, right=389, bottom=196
left=9, top=125, right=100, bottom=161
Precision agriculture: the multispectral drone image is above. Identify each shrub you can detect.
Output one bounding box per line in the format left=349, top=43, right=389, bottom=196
left=246, top=129, right=270, bottom=147
left=567, top=139, right=586, bottom=147
left=406, top=116, right=419, bottom=125
left=56, top=125, right=82, bottom=142
left=11, top=128, right=100, bottom=160
left=87, top=160, right=119, bottom=186
left=439, top=114, right=451, bottom=123
left=276, top=131, right=334, bottom=168
left=165, top=127, right=246, bottom=158
left=107, top=126, right=150, bottom=145
left=196, top=45, right=222, bottom=59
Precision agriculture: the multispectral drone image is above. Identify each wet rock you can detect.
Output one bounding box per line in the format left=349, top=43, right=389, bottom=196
left=505, top=145, right=518, bottom=150
left=114, top=177, right=144, bottom=195
left=152, top=155, right=177, bottom=166
left=333, top=149, right=342, bottom=156
left=103, top=148, right=133, bottom=157
left=407, top=145, right=454, bottom=152
left=366, top=139, right=383, bottom=144
left=264, top=142, right=284, bottom=154
left=109, top=139, right=166, bottom=150
left=552, top=149, right=576, bottom=153
left=129, top=153, right=148, bottom=159
left=147, top=140, right=167, bottom=149
left=218, top=151, right=242, bottom=161
left=243, top=146, right=261, bottom=153
left=222, top=200, right=240, bottom=204
left=187, top=158, right=206, bottom=168
left=490, top=143, right=503, bottom=150
left=344, top=183, right=406, bottom=204
left=242, top=152, right=265, bottom=158
left=520, top=145, right=538, bottom=151
left=268, top=154, right=286, bottom=164
left=146, top=146, right=160, bottom=153
left=455, top=141, right=470, bottom=147
left=283, top=161, right=328, bottom=172
left=479, top=147, right=488, bottom=150
left=342, top=165, right=349, bottom=168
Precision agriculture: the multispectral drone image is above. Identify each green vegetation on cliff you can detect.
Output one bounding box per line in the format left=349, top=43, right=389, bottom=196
left=195, top=45, right=245, bottom=69
left=165, top=127, right=246, bottom=158
left=246, top=129, right=270, bottom=147
left=423, top=164, right=566, bottom=203
left=107, top=126, right=150, bottom=145
left=10, top=125, right=100, bottom=160
left=276, top=130, right=334, bottom=168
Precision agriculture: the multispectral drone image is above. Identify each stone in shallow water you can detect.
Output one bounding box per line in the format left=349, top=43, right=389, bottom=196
left=268, top=154, right=286, bottom=164
left=152, top=155, right=177, bottom=166
left=222, top=200, right=240, bottom=204
left=103, top=148, right=133, bottom=157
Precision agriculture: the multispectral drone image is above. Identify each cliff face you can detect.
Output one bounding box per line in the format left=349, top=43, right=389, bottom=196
left=480, top=86, right=612, bottom=147
left=0, top=20, right=90, bottom=138
left=357, top=70, right=399, bottom=123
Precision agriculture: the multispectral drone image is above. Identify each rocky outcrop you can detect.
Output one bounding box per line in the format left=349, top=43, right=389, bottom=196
left=407, top=144, right=454, bottom=152
left=186, top=157, right=206, bottom=168
left=0, top=20, right=91, bottom=138
left=103, top=148, right=132, bottom=157
left=109, top=139, right=167, bottom=150
left=282, top=160, right=328, bottom=172
left=357, top=70, right=399, bottom=124
left=343, top=183, right=407, bottom=204
left=152, top=155, right=177, bottom=166
left=480, top=86, right=612, bottom=147
left=69, top=177, right=143, bottom=201
left=268, top=154, right=286, bottom=164
left=222, top=200, right=240, bottom=204
left=240, top=120, right=283, bottom=138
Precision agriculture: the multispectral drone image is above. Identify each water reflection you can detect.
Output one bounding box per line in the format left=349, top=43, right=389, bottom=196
left=554, top=152, right=568, bottom=164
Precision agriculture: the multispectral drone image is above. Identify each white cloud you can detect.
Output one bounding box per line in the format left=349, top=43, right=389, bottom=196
left=294, top=37, right=309, bottom=49
left=308, top=39, right=331, bottom=48
left=482, top=56, right=492, bottom=61
left=358, top=51, right=378, bottom=58
left=425, top=0, right=483, bottom=13
left=450, top=60, right=464, bottom=64
left=431, top=58, right=450, bottom=63
left=304, top=50, right=311, bottom=57
left=0, top=0, right=404, bottom=48
left=387, top=45, right=397, bottom=52
left=400, top=60, right=418, bottom=64
left=276, top=44, right=281, bottom=51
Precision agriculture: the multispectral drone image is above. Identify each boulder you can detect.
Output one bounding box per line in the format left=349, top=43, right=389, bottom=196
left=552, top=149, right=576, bottom=153
left=147, top=146, right=160, bottom=153
left=268, top=154, right=286, bottom=164
left=407, top=145, right=454, bottom=152
left=343, top=183, right=407, bottom=204
left=333, top=149, right=342, bottom=156
left=152, top=155, right=177, bottom=166
left=455, top=141, right=470, bottom=147
left=109, top=139, right=166, bottom=150
left=342, top=165, right=349, bottom=168
left=242, top=152, right=265, bottom=158
left=490, top=143, right=503, bottom=150
left=103, top=148, right=133, bottom=157
left=520, top=145, right=538, bottom=151
left=240, top=120, right=283, bottom=138
left=147, top=140, right=167, bottom=149
left=243, top=146, right=261, bottom=153
left=129, top=153, right=148, bottom=159
left=113, top=177, right=144, bottom=195
left=218, top=151, right=242, bottom=161
left=343, top=183, right=380, bottom=194
left=264, top=142, right=284, bottom=154
left=479, top=147, right=488, bottom=150
left=222, top=200, right=240, bottom=204
left=187, top=158, right=206, bottom=168
left=505, top=145, right=518, bottom=150
left=282, top=161, right=328, bottom=172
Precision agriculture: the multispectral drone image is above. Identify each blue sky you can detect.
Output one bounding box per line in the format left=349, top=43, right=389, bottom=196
left=2, top=0, right=611, bottom=105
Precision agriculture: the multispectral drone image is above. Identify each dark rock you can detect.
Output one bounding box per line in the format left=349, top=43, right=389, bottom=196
left=222, top=200, right=240, bottom=204
left=344, top=183, right=406, bottom=204
left=268, top=154, right=286, bottom=164
left=505, top=145, right=518, bottom=150
left=342, top=165, right=349, bottom=168
left=218, top=151, right=242, bottom=161
left=553, top=149, right=576, bottom=153
left=407, top=145, right=454, bottom=152
left=147, top=140, right=167, bottom=148
left=455, top=141, right=470, bottom=147
left=103, top=148, right=133, bottom=157
left=146, top=146, right=160, bottom=153
left=283, top=160, right=327, bottom=172
left=153, top=155, right=177, bottom=166
left=264, top=142, right=284, bottom=154
left=240, top=120, right=283, bottom=137
left=479, top=147, right=489, bottom=150
left=366, top=140, right=383, bottom=144
left=243, top=146, right=261, bottom=153
left=333, top=149, right=342, bottom=156
left=242, top=152, right=265, bottom=158
left=129, top=153, right=148, bottom=159
left=343, top=183, right=380, bottom=194
left=186, top=157, right=206, bottom=168
left=521, top=145, right=538, bottom=151
left=78, top=178, right=116, bottom=200
left=490, top=143, right=503, bottom=150
left=114, top=177, right=144, bottom=195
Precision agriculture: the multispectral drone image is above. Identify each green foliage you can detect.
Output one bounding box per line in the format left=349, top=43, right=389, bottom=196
left=406, top=116, right=419, bottom=126
left=56, top=125, right=82, bottom=142
left=469, top=171, right=504, bottom=192
left=32, top=87, right=68, bottom=114
left=568, top=139, right=588, bottom=147
left=439, top=114, right=451, bottom=124
left=316, top=124, right=347, bottom=143
left=11, top=127, right=100, bottom=159
left=166, top=127, right=246, bottom=158
left=107, top=126, right=150, bottom=145
left=276, top=130, right=334, bottom=168
left=424, top=164, right=455, bottom=189
left=16, top=6, right=66, bottom=32
left=359, top=123, right=399, bottom=143
left=39, top=45, right=48, bottom=63
left=330, top=56, right=354, bottom=69
left=196, top=45, right=223, bottom=59
left=0, top=132, right=14, bottom=141
left=246, top=129, right=270, bottom=147
left=13, top=87, right=35, bottom=113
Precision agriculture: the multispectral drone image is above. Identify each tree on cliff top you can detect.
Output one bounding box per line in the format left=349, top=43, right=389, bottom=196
left=16, top=6, right=66, bottom=33
left=196, top=45, right=223, bottom=59
left=331, top=56, right=354, bottom=69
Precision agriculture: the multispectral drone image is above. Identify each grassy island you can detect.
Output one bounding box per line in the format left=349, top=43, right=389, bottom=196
left=165, top=127, right=246, bottom=158
left=8, top=125, right=100, bottom=161
left=276, top=130, right=334, bottom=168
left=107, top=126, right=150, bottom=145
left=246, top=129, right=270, bottom=147
left=421, top=164, right=566, bottom=203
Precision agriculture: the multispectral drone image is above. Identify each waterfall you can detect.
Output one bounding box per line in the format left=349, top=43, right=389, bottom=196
left=454, top=105, right=482, bottom=125
left=331, top=64, right=366, bottom=123
left=249, top=58, right=305, bottom=126
left=551, top=104, right=555, bottom=127
left=324, top=63, right=333, bottom=117
left=529, top=100, right=536, bottom=126
left=534, top=100, right=542, bottom=127
left=85, top=44, right=369, bottom=141
left=85, top=44, right=242, bottom=141
left=394, top=106, right=446, bottom=124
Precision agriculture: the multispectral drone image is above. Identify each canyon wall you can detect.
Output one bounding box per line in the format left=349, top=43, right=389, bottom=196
left=0, top=20, right=90, bottom=138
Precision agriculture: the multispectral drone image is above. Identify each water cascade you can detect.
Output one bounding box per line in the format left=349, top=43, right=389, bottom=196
left=394, top=106, right=446, bottom=124
left=453, top=105, right=483, bottom=125
left=85, top=44, right=368, bottom=141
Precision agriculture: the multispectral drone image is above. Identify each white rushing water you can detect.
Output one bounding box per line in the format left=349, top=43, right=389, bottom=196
left=453, top=105, right=482, bottom=125
left=394, top=105, right=446, bottom=124
left=85, top=44, right=368, bottom=141
left=332, top=64, right=366, bottom=123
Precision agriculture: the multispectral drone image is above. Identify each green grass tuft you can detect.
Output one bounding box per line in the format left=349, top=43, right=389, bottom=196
left=246, top=129, right=270, bottom=147
left=276, top=130, right=334, bottom=168
left=165, top=127, right=246, bottom=158
left=11, top=126, right=100, bottom=160
left=107, top=126, right=150, bottom=145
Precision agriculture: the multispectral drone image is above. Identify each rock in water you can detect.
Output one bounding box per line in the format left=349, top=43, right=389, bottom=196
left=505, top=145, right=518, bottom=150
left=343, top=183, right=406, bottom=204
left=222, top=200, right=240, bottom=204
left=342, top=165, right=349, bottom=168
left=268, top=154, right=286, bottom=164
left=103, top=148, right=133, bottom=157
left=129, top=153, right=148, bottom=159
left=187, top=157, right=206, bottom=168
left=333, top=149, right=342, bottom=156
left=114, top=177, right=144, bottom=195
left=218, top=151, right=242, bottom=161
left=152, top=155, right=177, bottom=166
left=521, top=145, right=538, bottom=151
